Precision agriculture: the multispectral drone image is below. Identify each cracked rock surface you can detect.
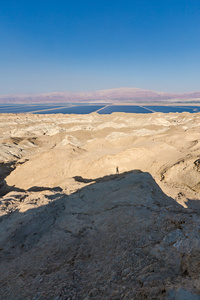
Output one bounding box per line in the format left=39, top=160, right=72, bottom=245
left=1, top=172, right=200, bottom=299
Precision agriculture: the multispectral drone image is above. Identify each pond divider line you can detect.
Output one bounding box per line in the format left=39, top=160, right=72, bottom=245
left=26, top=104, right=77, bottom=114
left=95, top=105, right=108, bottom=113
left=139, top=105, right=156, bottom=113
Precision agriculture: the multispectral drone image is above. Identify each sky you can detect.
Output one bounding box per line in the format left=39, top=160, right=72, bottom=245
left=0, top=0, right=200, bottom=94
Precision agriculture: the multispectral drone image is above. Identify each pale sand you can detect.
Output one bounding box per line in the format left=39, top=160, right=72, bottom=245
left=0, top=112, right=200, bottom=299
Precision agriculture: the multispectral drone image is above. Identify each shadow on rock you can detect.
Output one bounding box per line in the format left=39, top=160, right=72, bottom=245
left=73, top=169, right=142, bottom=184
left=1, top=170, right=200, bottom=300
left=184, top=198, right=200, bottom=211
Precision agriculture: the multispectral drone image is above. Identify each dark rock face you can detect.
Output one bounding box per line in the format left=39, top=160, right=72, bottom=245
left=194, top=158, right=200, bottom=172
left=1, top=171, right=200, bottom=299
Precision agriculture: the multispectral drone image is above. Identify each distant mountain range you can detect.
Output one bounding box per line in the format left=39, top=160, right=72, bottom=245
left=1, top=88, right=200, bottom=103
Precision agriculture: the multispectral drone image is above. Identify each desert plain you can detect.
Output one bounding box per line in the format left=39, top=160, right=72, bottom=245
left=1, top=111, right=200, bottom=299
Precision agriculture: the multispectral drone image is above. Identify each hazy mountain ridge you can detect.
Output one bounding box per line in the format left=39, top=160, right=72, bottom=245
left=1, top=87, right=200, bottom=103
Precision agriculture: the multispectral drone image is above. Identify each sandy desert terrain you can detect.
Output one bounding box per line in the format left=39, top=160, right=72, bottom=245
left=1, top=112, right=200, bottom=299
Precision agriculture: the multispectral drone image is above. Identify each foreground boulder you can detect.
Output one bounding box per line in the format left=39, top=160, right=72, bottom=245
left=1, top=171, right=200, bottom=299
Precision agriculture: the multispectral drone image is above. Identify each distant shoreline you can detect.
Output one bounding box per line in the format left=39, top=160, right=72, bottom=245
left=1, top=103, right=200, bottom=114
left=0, top=101, right=200, bottom=106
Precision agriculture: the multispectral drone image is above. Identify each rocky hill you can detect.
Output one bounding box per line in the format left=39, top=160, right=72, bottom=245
left=1, top=112, right=200, bottom=299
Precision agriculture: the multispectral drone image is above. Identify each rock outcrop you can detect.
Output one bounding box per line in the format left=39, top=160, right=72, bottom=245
left=0, top=112, right=200, bottom=299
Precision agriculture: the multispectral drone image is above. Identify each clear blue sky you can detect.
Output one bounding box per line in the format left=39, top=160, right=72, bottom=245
left=0, top=0, right=200, bottom=94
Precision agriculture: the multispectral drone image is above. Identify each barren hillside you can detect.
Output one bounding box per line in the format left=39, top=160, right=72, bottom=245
left=1, top=87, right=200, bottom=103
left=1, top=112, right=200, bottom=299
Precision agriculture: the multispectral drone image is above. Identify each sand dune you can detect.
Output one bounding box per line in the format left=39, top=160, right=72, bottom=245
left=1, top=112, right=200, bottom=299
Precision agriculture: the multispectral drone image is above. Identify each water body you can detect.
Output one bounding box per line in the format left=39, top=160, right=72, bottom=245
left=0, top=104, right=200, bottom=114
left=143, top=105, right=200, bottom=113
left=177, top=106, right=200, bottom=112
left=0, top=104, right=68, bottom=113
left=98, top=105, right=150, bottom=114
left=37, top=105, right=104, bottom=114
